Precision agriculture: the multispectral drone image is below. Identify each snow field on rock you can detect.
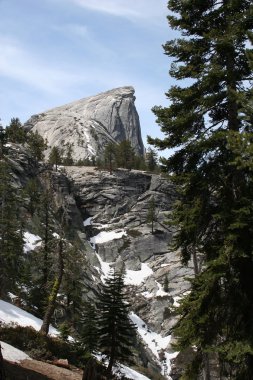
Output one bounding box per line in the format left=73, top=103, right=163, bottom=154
left=130, top=312, right=178, bottom=379
left=0, top=341, right=31, bottom=363
left=23, top=232, right=42, bottom=253
left=0, top=300, right=58, bottom=336
left=85, top=218, right=178, bottom=378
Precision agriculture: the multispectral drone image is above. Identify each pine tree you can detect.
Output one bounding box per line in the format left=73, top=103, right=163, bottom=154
left=40, top=238, right=64, bottom=335
left=104, top=142, right=117, bottom=174
left=0, top=125, right=6, bottom=158
left=97, top=270, right=136, bottom=375
left=0, top=160, right=24, bottom=297
left=80, top=302, right=99, bottom=355
left=5, top=118, right=26, bottom=144
left=148, top=0, right=253, bottom=377
left=146, top=196, right=157, bottom=234
left=49, top=146, right=63, bottom=170
left=23, top=178, right=41, bottom=216
left=146, top=148, right=158, bottom=172
left=27, top=130, right=47, bottom=162
left=63, top=143, right=74, bottom=166
left=116, top=140, right=135, bottom=169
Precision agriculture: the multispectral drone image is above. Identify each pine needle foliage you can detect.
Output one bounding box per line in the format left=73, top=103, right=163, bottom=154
left=148, top=0, right=253, bottom=377
left=97, top=269, right=137, bottom=374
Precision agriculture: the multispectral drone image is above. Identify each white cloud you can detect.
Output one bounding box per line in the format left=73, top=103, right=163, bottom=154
left=67, top=0, right=166, bottom=23
left=0, top=36, right=84, bottom=94
left=53, top=23, right=89, bottom=39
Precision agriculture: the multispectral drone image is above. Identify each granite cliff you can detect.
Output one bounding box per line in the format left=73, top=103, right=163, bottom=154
left=25, top=86, right=144, bottom=161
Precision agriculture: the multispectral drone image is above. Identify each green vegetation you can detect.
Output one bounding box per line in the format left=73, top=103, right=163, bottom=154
left=5, top=118, right=26, bottom=144
left=149, top=0, right=253, bottom=378
left=0, top=160, right=24, bottom=298
left=97, top=269, right=137, bottom=375
left=0, top=325, right=85, bottom=366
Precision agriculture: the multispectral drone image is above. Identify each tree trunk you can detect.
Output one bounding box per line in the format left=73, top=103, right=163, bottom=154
left=106, top=325, right=116, bottom=376
left=202, top=352, right=211, bottom=380
left=192, top=246, right=199, bottom=276
left=40, top=239, right=64, bottom=335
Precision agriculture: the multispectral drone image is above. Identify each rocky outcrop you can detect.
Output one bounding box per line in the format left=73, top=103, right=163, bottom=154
left=64, top=166, right=195, bottom=375
left=25, top=87, right=144, bottom=160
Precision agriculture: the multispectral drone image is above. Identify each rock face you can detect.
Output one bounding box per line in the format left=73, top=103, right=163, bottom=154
left=3, top=141, right=195, bottom=378
left=64, top=166, right=196, bottom=375
left=25, top=86, right=144, bottom=160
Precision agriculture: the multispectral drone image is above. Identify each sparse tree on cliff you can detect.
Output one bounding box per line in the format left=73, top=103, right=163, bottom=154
left=27, top=130, right=47, bottom=162
left=49, top=146, right=63, bottom=170
left=5, top=118, right=26, bottom=144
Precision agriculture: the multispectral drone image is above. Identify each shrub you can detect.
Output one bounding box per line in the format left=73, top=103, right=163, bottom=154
left=0, top=325, right=86, bottom=366
left=127, top=229, right=142, bottom=238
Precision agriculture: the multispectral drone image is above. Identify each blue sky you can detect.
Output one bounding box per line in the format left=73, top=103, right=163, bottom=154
left=0, top=0, right=176, bottom=147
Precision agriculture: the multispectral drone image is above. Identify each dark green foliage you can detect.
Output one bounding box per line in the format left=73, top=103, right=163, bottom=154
left=0, top=124, right=6, bottom=158
left=79, top=302, right=99, bottom=355
left=27, top=131, right=47, bottom=161
left=116, top=140, right=135, bottom=169
left=5, top=118, right=26, bottom=144
left=48, top=146, right=63, bottom=170
left=146, top=148, right=158, bottom=172
left=63, top=143, right=74, bottom=166
left=97, top=270, right=137, bottom=374
left=0, top=160, right=24, bottom=297
left=149, top=0, right=253, bottom=377
left=23, top=178, right=41, bottom=216
left=60, top=243, right=87, bottom=328
left=146, top=196, right=157, bottom=234
left=104, top=142, right=117, bottom=173
left=0, top=325, right=86, bottom=366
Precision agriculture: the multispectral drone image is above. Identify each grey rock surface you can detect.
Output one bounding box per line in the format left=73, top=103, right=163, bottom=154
left=64, top=166, right=195, bottom=363
left=25, top=86, right=144, bottom=160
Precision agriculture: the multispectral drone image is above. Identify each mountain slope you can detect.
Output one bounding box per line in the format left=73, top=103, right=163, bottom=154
left=25, top=86, right=144, bottom=160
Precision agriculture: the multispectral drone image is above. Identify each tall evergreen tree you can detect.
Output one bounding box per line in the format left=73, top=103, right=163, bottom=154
left=5, top=118, right=26, bottom=144
left=79, top=302, right=99, bottom=355
left=49, top=146, right=63, bottom=170
left=97, top=270, right=136, bottom=375
left=0, top=125, right=6, bottom=158
left=104, top=142, right=117, bottom=174
left=146, top=196, right=157, bottom=234
left=0, top=160, right=24, bottom=297
left=63, top=143, right=74, bottom=166
left=146, top=147, right=158, bottom=172
left=27, top=131, right=47, bottom=162
left=148, top=0, right=253, bottom=378
left=116, top=140, right=135, bottom=169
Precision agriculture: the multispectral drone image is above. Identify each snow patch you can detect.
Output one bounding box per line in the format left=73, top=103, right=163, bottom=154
left=23, top=232, right=42, bottom=253
left=125, top=264, right=153, bottom=286
left=0, top=300, right=58, bottom=336
left=116, top=364, right=151, bottom=380
left=141, top=291, right=153, bottom=299
left=130, top=312, right=178, bottom=378
left=90, top=229, right=126, bottom=244
left=155, top=281, right=168, bottom=297
left=83, top=217, right=92, bottom=226
left=0, top=341, right=31, bottom=363
left=96, top=253, right=113, bottom=282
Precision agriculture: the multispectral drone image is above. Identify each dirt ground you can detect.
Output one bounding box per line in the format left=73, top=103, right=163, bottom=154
left=4, top=358, right=83, bottom=380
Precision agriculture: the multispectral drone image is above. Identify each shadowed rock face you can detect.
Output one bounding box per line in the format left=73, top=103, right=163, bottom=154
left=25, top=86, right=144, bottom=160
